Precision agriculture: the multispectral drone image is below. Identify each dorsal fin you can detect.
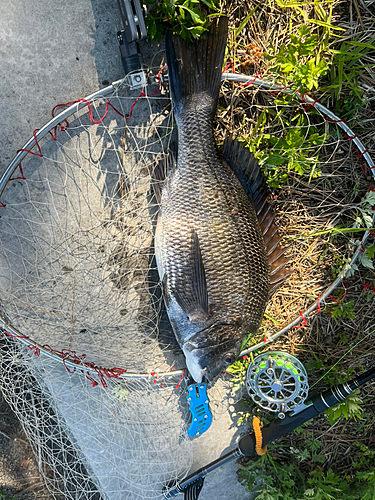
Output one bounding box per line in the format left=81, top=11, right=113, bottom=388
left=223, top=137, right=293, bottom=295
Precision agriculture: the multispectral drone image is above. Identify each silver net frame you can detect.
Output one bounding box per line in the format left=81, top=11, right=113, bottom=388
left=0, top=72, right=374, bottom=500
left=1, top=74, right=374, bottom=375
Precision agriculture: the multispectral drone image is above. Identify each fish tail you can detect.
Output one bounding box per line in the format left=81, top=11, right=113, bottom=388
left=165, top=17, right=228, bottom=119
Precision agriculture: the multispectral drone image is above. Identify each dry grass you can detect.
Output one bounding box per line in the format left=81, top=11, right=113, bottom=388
left=214, top=0, right=375, bottom=485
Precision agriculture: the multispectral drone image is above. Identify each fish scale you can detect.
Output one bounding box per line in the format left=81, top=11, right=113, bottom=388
left=154, top=17, right=289, bottom=383
left=165, top=142, right=266, bottom=298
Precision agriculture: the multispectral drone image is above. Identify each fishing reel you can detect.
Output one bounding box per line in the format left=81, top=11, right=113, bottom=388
left=246, top=351, right=309, bottom=419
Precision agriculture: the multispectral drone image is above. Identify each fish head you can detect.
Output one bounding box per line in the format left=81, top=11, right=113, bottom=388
left=182, top=322, right=242, bottom=383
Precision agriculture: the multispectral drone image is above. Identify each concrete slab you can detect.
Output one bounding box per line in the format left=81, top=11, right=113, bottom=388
left=0, top=0, right=124, bottom=176
left=0, top=2, right=257, bottom=499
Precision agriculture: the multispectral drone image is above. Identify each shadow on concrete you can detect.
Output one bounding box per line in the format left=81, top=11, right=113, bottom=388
left=89, top=0, right=124, bottom=85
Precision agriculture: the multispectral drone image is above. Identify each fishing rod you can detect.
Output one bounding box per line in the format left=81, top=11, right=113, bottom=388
left=163, top=366, right=375, bottom=500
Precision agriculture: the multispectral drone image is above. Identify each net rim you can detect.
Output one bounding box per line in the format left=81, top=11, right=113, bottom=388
left=0, top=73, right=374, bottom=379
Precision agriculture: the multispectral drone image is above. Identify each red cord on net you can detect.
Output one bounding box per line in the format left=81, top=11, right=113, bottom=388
left=292, top=310, right=308, bottom=329
left=269, top=86, right=286, bottom=96
left=328, top=280, right=349, bottom=303
left=148, top=64, right=166, bottom=96
left=125, top=91, right=145, bottom=119
left=299, top=93, right=320, bottom=112
left=176, top=369, right=185, bottom=390
left=16, top=129, right=43, bottom=157
left=222, top=62, right=263, bottom=88
left=222, top=62, right=235, bottom=74
left=321, top=117, right=374, bottom=172
left=363, top=283, right=375, bottom=294
left=239, top=70, right=263, bottom=88
left=3, top=330, right=128, bottom=388
left=28, top=345, right=41, bottom=356
left=9, top=164, right=26, bottom=182
left=353, top=145, right=373, bottom=173
left=8, top=90, right=153, bottom=186
left=51, top=98, right=125, bottom=125
left=4, top=329, right=29, bottom=340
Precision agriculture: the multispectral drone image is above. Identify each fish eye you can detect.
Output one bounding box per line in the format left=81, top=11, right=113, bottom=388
left=223, top=353, right=236, bottom=366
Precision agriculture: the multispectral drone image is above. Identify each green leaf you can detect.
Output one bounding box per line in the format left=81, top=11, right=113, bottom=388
left=307, top=18, right=345, bottom=30
left=234, top=7, right=257, bottom=39
left=359, top=251, right=374, bottom=270
left=366, top=245, right=375, bottom=260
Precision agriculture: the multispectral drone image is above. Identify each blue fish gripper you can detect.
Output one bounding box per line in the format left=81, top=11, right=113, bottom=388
left=186, top=383, right=212, bottom=437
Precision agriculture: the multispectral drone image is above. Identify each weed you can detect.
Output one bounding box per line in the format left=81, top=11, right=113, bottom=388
left=265, top=25, right=331, bottom=94
left=239, top=437, right=375, bottom=499
left=326, top=38, right=375, bottom=100
left=324, top=298, right=356, bottom=324
left=325, top=390, right=363, bottom=425
left=305, top=356, right=357, bottom=387
left=0, top=493, right=17, bottom=500
left=242, top=109, right=326, bottom=188
left=145, top=0, right=220, bottom=42
left=227, top=355, right=250, bottom=395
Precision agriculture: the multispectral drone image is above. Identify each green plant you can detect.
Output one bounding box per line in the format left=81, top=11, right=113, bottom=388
left=145, top=0, right=220, bottom=42
left=243, top=109, right=326, bottom=188
left=226, top=355, right=249, bottom=394
left=239, top=437, right=375, bottom=500
left=332, top=191, right=375, bottom=277
left=0, top=493, right=17, bottom=500
left=265, top=25, right=331, bottom=94
left=327, top=38, right=375, bottom=100
left=325, top=390, right=363, bottom=425
left=324, top=298, right=356, bottom=324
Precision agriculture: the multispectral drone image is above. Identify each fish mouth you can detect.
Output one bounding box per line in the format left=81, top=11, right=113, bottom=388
left=183, top=350, right=222, bottom=384
left=184, top=351, right=206, bottom=384
left=183, top=326, right=241, bottom=383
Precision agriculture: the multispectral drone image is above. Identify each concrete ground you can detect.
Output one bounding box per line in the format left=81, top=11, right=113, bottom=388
left=0, top=2, right=256, bottom=499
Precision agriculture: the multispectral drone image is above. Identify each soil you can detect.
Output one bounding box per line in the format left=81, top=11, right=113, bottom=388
left=0, top=395, right=52, bottom=500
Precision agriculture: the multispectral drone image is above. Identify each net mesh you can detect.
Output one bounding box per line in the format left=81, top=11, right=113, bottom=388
left=0, top=71, right=373, bottom=499
left=0, top=332, right=192, bottom=500
left=0, top=83, right=181, bottom=374
left=0, top=78, right=197, bottom=500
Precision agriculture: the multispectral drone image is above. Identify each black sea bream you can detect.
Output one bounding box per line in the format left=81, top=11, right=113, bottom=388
left=154, top=17, right=292, bottom=383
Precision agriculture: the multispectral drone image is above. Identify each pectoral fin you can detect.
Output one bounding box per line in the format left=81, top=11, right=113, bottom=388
left=171, top=230, right=209, bottom=321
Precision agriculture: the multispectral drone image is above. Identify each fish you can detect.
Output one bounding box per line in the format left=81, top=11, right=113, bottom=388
left=153, top=17, right=292, bottom=383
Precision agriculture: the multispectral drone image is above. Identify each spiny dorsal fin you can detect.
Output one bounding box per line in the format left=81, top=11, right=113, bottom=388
left=223, top=137, right=293, bottom=295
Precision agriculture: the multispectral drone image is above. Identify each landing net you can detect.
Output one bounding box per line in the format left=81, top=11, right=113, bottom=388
left=0, top=68, right=374, bottom=499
